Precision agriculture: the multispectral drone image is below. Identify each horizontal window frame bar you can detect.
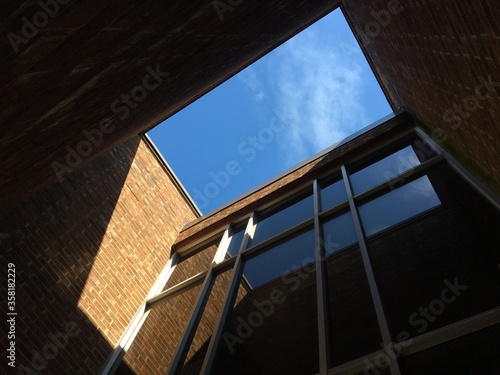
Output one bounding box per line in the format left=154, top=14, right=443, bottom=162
left=352, top=154, right=445, bottom=204
left=174, top=227, right=228, bottom=258
left=211, top=255, right=237, bottom=274
left=415, top=127, right=500, bottom=211
left=319, top=200, right=350, bottom=219
left=146, top=271, right=207, bottom=309
left=400, top=306, right=500, bottom=357
left=322, top=306, right=500, bottom=375
left=240, top=217, right=315, bottom=261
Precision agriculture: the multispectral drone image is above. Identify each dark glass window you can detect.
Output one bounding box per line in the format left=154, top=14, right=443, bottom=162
left=226, top=227, right=246, bottom=256
left=322, top=211, right=357, bottom=255
left=212, top=259, right=318, bottom=375
left=320, top=178, right=347, bottom=212
left=399, top=325, right=500, bottom=375
left=359, top=175, right=441, bottom=237
left=326, top=247, right=382, bottom=366
left=243, top=229, right=315, bottom=289
left=350, top=145, right=421, bottom=195
left=367, top=165, right=500, bottom=341
left=251, top=193, right=313, bottom=245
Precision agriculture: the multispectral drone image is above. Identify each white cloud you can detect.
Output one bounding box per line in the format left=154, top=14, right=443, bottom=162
left=238, top=66, right=267, bottom=103
left=236, top=15, right=375, bottom=168
left=270, top=29, right=369, bottom=165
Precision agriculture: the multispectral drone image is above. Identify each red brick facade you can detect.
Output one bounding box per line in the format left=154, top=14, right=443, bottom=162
left=343, top=0, right=500, bottom=194
left=0, top=135, right=197, bottom=374
left=1, top=1, right=499, bottom=374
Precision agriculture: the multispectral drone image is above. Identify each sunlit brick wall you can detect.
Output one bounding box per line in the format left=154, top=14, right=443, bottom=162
left=0, top=135, right=197, bottom=374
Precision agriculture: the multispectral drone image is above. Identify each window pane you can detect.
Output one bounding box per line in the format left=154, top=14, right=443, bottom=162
left=399, top=325, right=500, bottom=375
left=320, top=178, right=347, bottom=212
left=251, top=193, right=313, bottom=246
left=350, top=145, right=421, bottom=195
left=212, top=261, right=318, bottom=374
left=164, top=238, right=221, bottom=289
left=244, top=229, right=315, bottom=289
left=322, top=211, right=357, bottom=255
left=226, top=227, right=246, bottom=256
left=367, top=165, right=500, bottom=341
left=327, top=248, right=382, bottom=366
left=359, top=176, right=441, bottom=237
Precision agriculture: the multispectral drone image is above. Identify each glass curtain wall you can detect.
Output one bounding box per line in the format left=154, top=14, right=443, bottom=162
left=114, top=131, right=500, bottom=375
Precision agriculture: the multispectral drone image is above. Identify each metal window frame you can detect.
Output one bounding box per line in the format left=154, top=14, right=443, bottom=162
left=314, top=179, right=330, bottom=374
left=101, top=253, right=181, bottom=375
left=341, top=165, right=402, bottom=375
left=166, top=226, right=232, bottom=374
left=415, top=127, right=500, bottom=211
left=117, top=126, right=500, bottom=375
left=200, top=213, right=257, bottom=373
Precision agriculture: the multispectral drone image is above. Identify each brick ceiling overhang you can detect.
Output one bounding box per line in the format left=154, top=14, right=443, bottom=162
left=0, top=0, right=340, bottom=212
left=1, top=0, right=499, bottom=214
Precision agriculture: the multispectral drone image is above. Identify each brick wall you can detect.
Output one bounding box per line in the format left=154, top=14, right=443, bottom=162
left=0, top=135, right=197, bottom=374
left=118, top=285, right=203, bottom=375
left=118, top=269, right=235, bottom=375
left=343, top=0, right=500, bottom=194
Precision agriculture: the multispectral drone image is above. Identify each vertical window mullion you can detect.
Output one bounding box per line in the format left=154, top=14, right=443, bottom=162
left=200, top=214, right=257, bottom=374
left=341, top=165, right=402, bottom=375
left=314, top=179, right=330, bottom=374
left=166, top=226, right=231, bottom=375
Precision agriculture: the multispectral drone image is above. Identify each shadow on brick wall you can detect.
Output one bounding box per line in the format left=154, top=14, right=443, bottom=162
left=0, top=137, right=141, bottom=374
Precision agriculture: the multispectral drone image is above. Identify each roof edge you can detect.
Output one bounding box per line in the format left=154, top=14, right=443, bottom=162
left=140, top=133, right=202, bottom=217
left=181, top=109, right=406, bottom=231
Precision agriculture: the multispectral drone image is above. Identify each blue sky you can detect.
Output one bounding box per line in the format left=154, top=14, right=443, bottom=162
left=148, top=9, right=392, bottom=214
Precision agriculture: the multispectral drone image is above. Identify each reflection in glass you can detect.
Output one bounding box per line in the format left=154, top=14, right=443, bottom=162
left=350, top=145, right=421, bottom=195
left=367, top=165, right=500, bottom=340
left=399, top=324, right=500, bottom=375
left=322, top=211, right=357, bottom=255
left=326, top=247, right=382, bottom=366
left=320, top=178, right=347, bottom=212
left=212, top=262, right=318, bottom=374
left=226, top=227, right=246, bottom=256
left=359, top=176, right=441, bottom=237
left=182, top=270, right=231, bottom=374
left=251, top=193, right=313, bottom=245
left=243, top=229, right=315, bottom=289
